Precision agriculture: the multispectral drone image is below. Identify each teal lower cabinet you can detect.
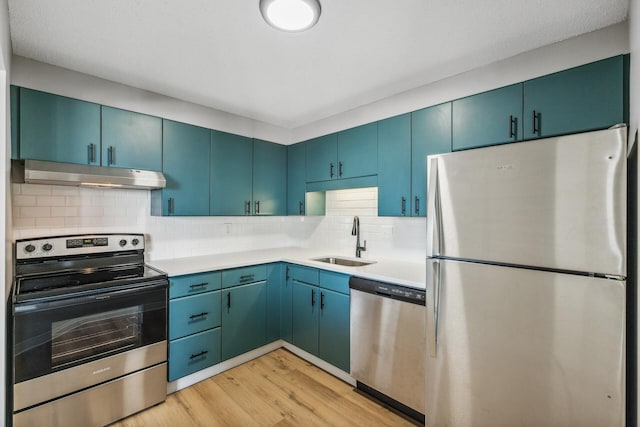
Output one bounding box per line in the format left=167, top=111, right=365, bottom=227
left=169, top=328, right=221, bottom=381
left=221, top=280, right=267, bottom=361
left=266, top=263, right=284, bottom=342
left=168, top=275, right=222, bottom=381
left=291, top=268, right=350, bottom=372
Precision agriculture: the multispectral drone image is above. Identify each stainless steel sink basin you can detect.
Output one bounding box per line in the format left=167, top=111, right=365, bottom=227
left=311, top=257, right=376, bottom=267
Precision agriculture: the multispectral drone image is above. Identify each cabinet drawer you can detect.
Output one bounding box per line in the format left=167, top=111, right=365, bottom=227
left=169, top=328, right=221, bottom=381
left=222, top=265, right=267, bottom=288
left=169, top=271, right=221, bottom=299
left=288, top=265, right=319, bottom=286
left=319, top=270, right=350, bottom=294
left=169, top=291, right=221, bottom=340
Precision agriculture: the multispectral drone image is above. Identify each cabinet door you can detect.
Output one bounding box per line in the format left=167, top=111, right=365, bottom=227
left=306, top=134, right=337, bottom=182
left=452, top=83, right=522, bottom=151
left=287, top=143, right=307, bottom=215
left=337, top=122, right=378, bottom=179
left=101, top=106, right=162, bottom=171
left=221, top=282, right=267, bottom=361
left=20, top=88, right=101, bottom=165
left=266, top=264, right=283, bottom=343
left=318, top=289, right=350, bottom=372
left=378, top=114, right=411, bottom=216
left=291, top=281, right=319, bottom=355
left=160, top=120, right=210, bottom=216
left=210, top=130, right=253, bottom=215
left=411, top=103, right=452, bottom=216
left=253, top=139, right=287, bottom=216
left=523, top=56, right=624, bottom=140
left=10, top=85, right=19, bottom=159
left=281, top=265, right=294, bottom=343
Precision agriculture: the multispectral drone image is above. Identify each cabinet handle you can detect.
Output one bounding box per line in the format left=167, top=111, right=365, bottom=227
left=299, top=201, right=304, bottom=215
left=255, top=200, right=260, bottom=215
left=168, top=197, right=175, bottom=214
left=311, top=289, right=316, bottom=307
left=245, top=201, right=251, bottom=215
left=285, top=266, right=290, bottom=281
left=320, top=292, right=325, bottom=309
left=401, top=197, right=406, bottom=216
left=189, top=282, right=208, bottom=289
left=414, top=196, right=419, bottom=215
left=107, top=146, right=115, bottom=165
left=509, top=116, right=517, bottom=139
left=339, top=161, right=343, bottom=177
left=87, top=143, right=96, bottom=164
left=330, top=162, right=334, bottom=178
left=189, top=311, right=208, bottom=320
left=189, top=350, right=208, bottom=360
left=240, top=274, right=255, bottom=282
left=532, top=110, right=541, bottom=136
left=227, top=291, right=231, bottom=310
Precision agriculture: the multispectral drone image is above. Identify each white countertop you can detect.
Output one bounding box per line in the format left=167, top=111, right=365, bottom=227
left=149, top=247, right=426, bottom=290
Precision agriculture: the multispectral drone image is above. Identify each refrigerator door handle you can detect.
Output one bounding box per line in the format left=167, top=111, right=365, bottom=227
left=426, top=157, right=441, bottom=256
left=426, top=258, right=439, bottom=357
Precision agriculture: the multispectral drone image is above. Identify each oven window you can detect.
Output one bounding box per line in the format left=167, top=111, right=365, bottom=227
left=51, top=306, right=142, bottom=368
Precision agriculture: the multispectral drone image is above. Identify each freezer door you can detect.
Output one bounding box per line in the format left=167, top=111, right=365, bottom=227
left=425, top=259, right=625, bottom=427
left=427, top=126, right=626, bottom=276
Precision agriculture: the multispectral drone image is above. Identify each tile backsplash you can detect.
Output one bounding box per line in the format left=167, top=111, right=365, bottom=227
left=12, top=184, right=426, bottom=262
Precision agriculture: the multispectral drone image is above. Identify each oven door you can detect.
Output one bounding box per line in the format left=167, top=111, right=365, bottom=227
left=13, top=280, right=167, bottom=386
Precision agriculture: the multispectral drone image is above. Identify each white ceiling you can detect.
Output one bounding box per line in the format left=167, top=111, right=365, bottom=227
left=7, top=0, right=629, bottom=129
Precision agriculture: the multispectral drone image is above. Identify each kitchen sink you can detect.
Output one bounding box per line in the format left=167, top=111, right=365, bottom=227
left=311, top=257, right=376, bottom=267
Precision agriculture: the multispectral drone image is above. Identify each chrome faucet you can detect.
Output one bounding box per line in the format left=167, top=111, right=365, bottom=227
left=351, top=216, right=367, bottom=258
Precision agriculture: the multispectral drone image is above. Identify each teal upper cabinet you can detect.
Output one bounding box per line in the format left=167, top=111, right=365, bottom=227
left=101, top=106, right=162, bottom=171
left=305, top=124, right=378, bottom=183
left=287, top=143, right=306, bottom=215
left=253, top=139, right=287, bottom=216
left=337, top=122, right=378, bottom=179
left=412, top=103, right=452, bottom=216
left=378, top=114, right=411, bottom=216
left=153, top=120, right=210, bottom=216
left=19, top=88, right=101, bottom=165
left=523, top=56, right=624, bottom=140
left=10, top=85, right=19, bottom=159
left=452, top=83, right=522, bottom=151
left=210, top=130, right=253, bottom=215
left=306, top=134, right=338, bottom=182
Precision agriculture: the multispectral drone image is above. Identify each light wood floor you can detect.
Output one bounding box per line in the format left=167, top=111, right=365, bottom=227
left=111, top=348, right=418, bottom=427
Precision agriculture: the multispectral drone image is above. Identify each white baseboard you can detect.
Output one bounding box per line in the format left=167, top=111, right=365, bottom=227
left=167, top=339, right=355, bottom=394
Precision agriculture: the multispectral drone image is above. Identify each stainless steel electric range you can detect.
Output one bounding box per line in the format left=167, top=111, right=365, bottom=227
left=10, top=233, right=168, bottom=427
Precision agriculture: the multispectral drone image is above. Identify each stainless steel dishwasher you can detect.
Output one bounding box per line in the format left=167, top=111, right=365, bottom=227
left=349, top=276, right=426, bottom=423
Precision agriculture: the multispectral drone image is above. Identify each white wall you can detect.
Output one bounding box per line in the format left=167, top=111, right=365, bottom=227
left=1, top=0, right=10, bottom=422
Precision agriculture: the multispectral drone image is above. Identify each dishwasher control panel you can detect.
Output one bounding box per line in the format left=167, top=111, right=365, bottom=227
left=349, top=276, right=426, bottom=305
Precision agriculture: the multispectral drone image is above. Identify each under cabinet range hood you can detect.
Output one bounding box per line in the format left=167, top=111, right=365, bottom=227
left=12, top=159, right=166, bottom=190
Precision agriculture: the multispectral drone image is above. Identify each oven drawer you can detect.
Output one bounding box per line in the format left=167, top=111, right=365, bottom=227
left=170, top=271, right=221, bottom=299
left=169, top=291, right=221, bottom=340
left=169, top=328, right=221, bottom=381
left=222, top=265, right=267, bottom=288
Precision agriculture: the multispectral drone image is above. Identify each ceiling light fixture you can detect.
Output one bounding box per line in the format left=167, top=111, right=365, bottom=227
left=260, top=0, right=321, bottom=32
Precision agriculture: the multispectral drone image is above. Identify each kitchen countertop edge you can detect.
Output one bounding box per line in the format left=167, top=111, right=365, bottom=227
left=149, top=247, right=426, bottom=290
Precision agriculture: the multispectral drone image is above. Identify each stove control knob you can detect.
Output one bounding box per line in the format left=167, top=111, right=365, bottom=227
left=25, top=244, right=36, bottom=253
left=131, top=238, right=140, bottom=246
left=119, top=239, right=127, bottom=247
left=42, top=243, right=53, bottom=252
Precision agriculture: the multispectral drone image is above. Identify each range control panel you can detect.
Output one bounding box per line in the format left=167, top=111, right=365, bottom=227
left=16, top=233, right=145, bottom=259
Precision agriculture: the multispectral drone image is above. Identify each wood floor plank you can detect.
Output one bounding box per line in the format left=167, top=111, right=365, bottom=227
left=110, top=348, right=418, bottom=427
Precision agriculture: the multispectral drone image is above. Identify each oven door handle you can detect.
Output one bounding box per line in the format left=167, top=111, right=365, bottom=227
left=13, top=280, right=168, bottom=314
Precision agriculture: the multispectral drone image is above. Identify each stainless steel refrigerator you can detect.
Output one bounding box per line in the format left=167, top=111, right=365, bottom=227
left=425, top=126, right=627, bottom=427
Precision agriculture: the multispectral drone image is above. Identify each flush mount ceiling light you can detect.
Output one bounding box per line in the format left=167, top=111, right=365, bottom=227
left=260, top=0, right=321, bottom=32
